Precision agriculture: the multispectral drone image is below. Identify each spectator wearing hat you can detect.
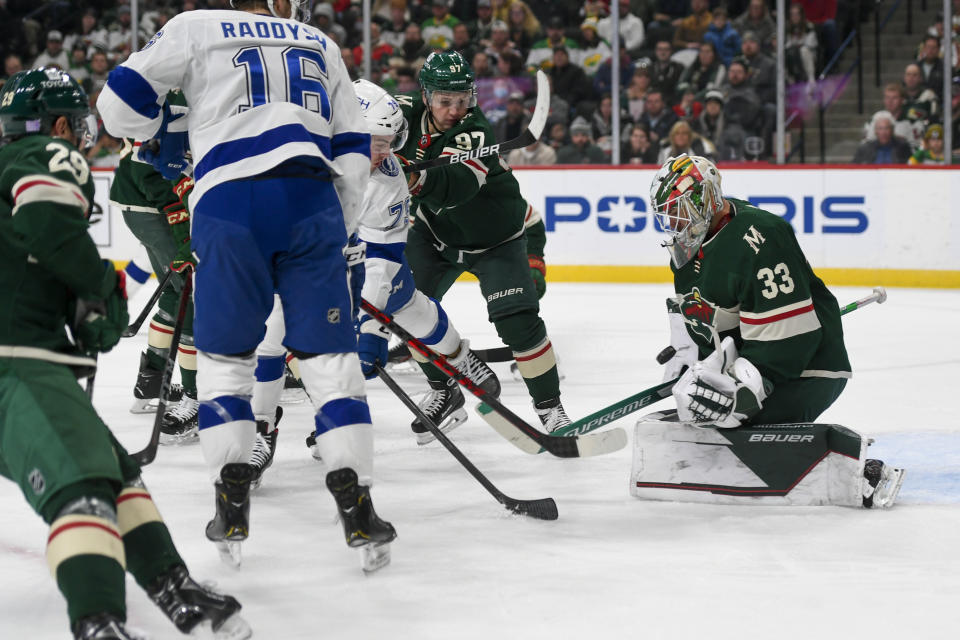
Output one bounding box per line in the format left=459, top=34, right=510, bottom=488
left=505, top=0, right=541, bottom=59
left=703, top=7, right=741, bottom=68
left=526, top=16, right=580, bottom=72
left=693, top=89, right=726, bottom=151
left=495, top=92, right=533, bottom=143
left=507, top=140, right=557, bottom=165
left=469, top=0, right=496, bottom=44
left=626, top=64, right=652, bottom=121
left=33, top=30, right=69, bottom=70
left=740, top=31, right=776, bottom=106
left=486, top=19, right=521, bottom=61
left=548, top=47, right=595, bottom=117
left=733, top=0, right=776, bottom=54
left=381, top=0, right=411, bottom=49
left=557, top=116, right=607, bottom=163
left=638, top=88, right=677, bottom=146
left=313, top=3, right=349, bottom=45
left=678, top=41, right=725, bottom=97
left=621, top=123, right=659, bottom=164
left=577, top=18, right=612, bottom=77
left=649, top=39, right=684, bottom=104
left=597, top=0, right=646, bottom=58
left=422, top=0, right=461, bottom=50
left=908, top=124, right=946, bottom=164
left=672, top=0, right=712, bottom=54
left=852, top=111, right=913, bottom=164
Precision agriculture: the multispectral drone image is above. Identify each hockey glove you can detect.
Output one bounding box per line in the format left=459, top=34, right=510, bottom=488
left=673, top=337, right=770, bottom=429
left=343, top=236, right=366, bottom=323
left=662, top=296, right=701, bottom=382
left=528, top=254, right=546, bottom=299
left=396, top=154, right=425, bottom=195
left=164, top=178, right=195, bottom=273
left=72, top=262, right=130, bottom=354
left=140, top=102, right=190, bottom=180
left=356, top=319, right=391, bottom=380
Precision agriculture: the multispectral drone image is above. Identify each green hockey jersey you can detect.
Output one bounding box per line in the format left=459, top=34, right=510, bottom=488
left=0, top=135, right=115, bottom=364
left=670, top=198, right=851, bottom=389
left=109, top=140, right=180, bottom=213
left=396, top=94, right=526, bottom=251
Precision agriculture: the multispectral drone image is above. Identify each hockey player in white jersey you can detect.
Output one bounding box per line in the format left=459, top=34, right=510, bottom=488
left=351, top=79, right=502, bottom=443
left=97, top=0, right=396, bottom=566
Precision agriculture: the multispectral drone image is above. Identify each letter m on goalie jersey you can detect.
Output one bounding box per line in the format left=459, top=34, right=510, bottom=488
left=743, top=225, right=765, bottom=254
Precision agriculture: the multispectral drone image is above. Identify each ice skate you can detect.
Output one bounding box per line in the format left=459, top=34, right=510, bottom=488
left=205, top=463, right=255, bottom=567
left=130, top=351, right=183, bottom=414
left=72, top=614, right=146, bottom=640
left=250, top=406, right=282, bottom=490
left=280, top=367, right=307, bottom=404
left=159, top=391, right=198, bottom=444
left=534, top=397, right=571, bottom=433
left=385, top=341, right=419, bottom=374
left=411, top=378, right=467, bottom=445
left=448, top=339, right=501, bottom=398
left=862, top=459, right=906, bottom=508
left=146, top=565, right=251, bottom=640
left=326, top=468, right=396, bottom=572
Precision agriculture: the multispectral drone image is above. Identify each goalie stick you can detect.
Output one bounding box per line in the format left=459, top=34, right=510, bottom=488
left=538, top=287, right=890, bottom=449
left=131, top=269, right=193, bottom=465
left=376, top=365, right=558, bottom=520
left=122, top=270, right=174, bottom=338
left=401, top=70, right=550, bottom=174
left=360, top=298, right=626, bottom=458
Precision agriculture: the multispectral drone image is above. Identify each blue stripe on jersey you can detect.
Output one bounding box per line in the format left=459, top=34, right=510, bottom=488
left=106, top=66, right=161, bottom=120
left=124, top=261, right=151, bottom=284
left=420, top=300, right=449, bottom=346
left=331, top=131, right=371, bottom=160
left=194, top=123, right=333, bottom=181
left=198, top=395, right=255, bottom=430
left=255, top=355, right=286, bottom=382
left=313, top=397, right=371, bottom=436
left=366, top=241, right=406, bottom=264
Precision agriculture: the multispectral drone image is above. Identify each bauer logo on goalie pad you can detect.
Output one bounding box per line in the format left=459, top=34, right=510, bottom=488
left=678, top=288, right=717, bottom=343
left=450, top=144, right=500, bottom=164
left=748, top=434, right=815, bottom=443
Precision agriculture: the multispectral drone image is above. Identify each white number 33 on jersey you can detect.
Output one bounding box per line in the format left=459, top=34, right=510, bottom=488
left=756, top=263, right=795, bottom=299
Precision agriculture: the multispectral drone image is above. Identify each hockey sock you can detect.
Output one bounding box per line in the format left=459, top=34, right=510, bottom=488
left=512, top=338, right=560, bottom=404
left=116, top=482, right=185, bottom=590
left=147, top=312, right=174, bottom=369
left=178, top=342, right=198, bottom=395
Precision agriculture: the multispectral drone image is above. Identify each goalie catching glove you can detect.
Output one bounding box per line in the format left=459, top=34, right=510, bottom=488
left=673, top=336, right=771, bottom=429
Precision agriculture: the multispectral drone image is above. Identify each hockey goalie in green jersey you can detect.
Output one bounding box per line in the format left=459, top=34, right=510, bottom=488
left=629, top=154, right=904, bottom=508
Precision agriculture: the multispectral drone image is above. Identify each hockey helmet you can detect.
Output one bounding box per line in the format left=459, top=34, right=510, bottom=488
left=418, top=51, right=477, bottom=108
left=0, top=67, right=96, bottom=147
left=229, top=0, right=313, bottom=22
left=353, top=79, right=408, bottom=151
left=650, top=154, right=723, bottom=268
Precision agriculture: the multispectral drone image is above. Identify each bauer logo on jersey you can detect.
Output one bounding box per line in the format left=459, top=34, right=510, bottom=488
left=678, top=288, right=717, bottom=343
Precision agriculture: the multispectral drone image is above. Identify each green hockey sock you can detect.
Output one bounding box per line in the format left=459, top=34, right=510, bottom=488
left=57, top=555, right=126, bottom=626
left=123, top=522, right=183, bottom=590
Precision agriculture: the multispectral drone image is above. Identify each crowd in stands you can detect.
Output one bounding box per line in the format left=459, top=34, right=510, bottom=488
left=1, top=0, right=957, bottom=165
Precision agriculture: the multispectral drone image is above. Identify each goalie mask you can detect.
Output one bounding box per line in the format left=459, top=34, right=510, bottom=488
left=650, top=154, right=723, bottom=269
left=353, top=79, right=408, bottom=151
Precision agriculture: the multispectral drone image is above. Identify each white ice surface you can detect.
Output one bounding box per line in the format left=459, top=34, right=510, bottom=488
left=2, top=283, right=959, bottom=639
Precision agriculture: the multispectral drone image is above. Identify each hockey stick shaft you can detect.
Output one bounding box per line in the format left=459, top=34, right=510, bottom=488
left=360, top=298, right=622, bottom=458
left=472, top=346, right=514, bottom=363
left=401, top=71, right=550, bottom=174
left=557, top=288, right=890, bottom=442
left=131, top=270, right=193, bottom=466
left=122, top=270, right=175, bottom=338
left=375, top=365, right=558, bottom=520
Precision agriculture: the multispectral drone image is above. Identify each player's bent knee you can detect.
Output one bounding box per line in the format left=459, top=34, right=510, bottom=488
left=47, top=493, right=126, bottom=577
left=298, top=352, right=366, bottom=405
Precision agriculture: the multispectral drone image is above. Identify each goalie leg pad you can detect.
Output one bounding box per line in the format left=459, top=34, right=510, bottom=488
left=630, top=411, right=867, bottom=506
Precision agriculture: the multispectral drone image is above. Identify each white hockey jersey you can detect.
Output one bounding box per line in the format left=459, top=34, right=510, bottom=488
left=96, top=9, right=369, bottom=228
left=357, top=154, right=412, bottom=312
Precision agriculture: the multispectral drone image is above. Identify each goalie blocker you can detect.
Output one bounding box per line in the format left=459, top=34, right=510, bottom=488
left=630, top=411, right=905, bottom=508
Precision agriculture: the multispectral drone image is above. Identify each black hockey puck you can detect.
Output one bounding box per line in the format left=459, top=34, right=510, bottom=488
left=656, top=346, right=677, bottom=364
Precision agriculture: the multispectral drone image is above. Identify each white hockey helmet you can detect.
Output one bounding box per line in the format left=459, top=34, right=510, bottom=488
left=353, top=78, right=409, bottom=151
left=649, top=154, right=723, bottom=268
left=230, top=0, right=312, bottom=22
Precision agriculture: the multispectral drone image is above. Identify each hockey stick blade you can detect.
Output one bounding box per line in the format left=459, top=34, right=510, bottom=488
left=402, top=70, right=550, bottom=174
left=376, top=365, right=558, bottom=520
left=131, top=271, right=193, bottom=466
left=476, top=403, right=628, bottom=457
left=360, top=298, right=624, bottom=458
left=123, top=270, right=174, bottom=337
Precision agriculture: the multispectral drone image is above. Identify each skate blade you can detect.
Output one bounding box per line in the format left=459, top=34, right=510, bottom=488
left=385, top=360, right=420, bottom=375
left=213, top=540, right=242, bottom=567
left=875, top=467, right=907, bottom=508
left=280, top=388, right=308, bottom=404
left=159, top=429, right=199, bottom=445
left=187, top=614, right=253, bottom=640
left=361, top=542, right=392, bottom=573
left=415, top=409, right=468, bottom=445
left=130, top=398, right=159, bottom=414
